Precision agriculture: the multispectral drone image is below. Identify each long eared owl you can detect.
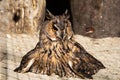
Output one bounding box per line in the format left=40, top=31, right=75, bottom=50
left=14, top=10, right=105, bottom=79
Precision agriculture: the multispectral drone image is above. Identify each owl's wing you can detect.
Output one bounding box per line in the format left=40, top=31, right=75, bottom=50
left=14, top=48, right=37, bottom=73
left=70, top=42, right=105, bottom=78
left=14, top=42, right=42, bottom=73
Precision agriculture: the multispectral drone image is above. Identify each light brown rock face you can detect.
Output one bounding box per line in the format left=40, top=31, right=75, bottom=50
left=0, top=0, right=46, bottom=34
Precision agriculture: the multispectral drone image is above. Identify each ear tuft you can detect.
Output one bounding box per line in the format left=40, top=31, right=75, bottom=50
left=46, top=9, right=54, bottom=20
left=63, top=9, right=70, bottom=19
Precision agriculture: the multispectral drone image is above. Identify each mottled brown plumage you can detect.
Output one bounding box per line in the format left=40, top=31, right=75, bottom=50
left=14, top=10, right=105, bottom=79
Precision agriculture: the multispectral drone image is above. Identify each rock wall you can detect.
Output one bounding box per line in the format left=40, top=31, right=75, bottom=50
left=0, top=0, right=46, bottom=34
left=0, top=0, right=120, bottom=38
left=71, top=0, right=120, bottom=38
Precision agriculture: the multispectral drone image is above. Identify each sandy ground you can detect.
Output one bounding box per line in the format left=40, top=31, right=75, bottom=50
left=0, top=34, right=120, bottom=80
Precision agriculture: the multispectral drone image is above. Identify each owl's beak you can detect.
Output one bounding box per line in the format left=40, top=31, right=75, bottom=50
left=57, top=29, right=66, bottom=40
left=60, top=32, right=64, bottom=39
left=59, top=30, right=66, bottom=40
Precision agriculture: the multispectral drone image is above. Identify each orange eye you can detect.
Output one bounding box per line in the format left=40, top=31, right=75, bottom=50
left=52, top=25, right=58, bottom=31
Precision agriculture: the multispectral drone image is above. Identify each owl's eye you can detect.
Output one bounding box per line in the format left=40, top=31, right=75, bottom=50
left=53, top=24, right=58, bottom=31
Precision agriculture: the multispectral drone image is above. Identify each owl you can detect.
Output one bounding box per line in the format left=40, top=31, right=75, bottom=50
left=14, top=10, right=105, bottom=79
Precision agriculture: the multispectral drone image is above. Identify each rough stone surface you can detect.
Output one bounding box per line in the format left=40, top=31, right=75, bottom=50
left=71, top=0, right=120, bottom=38
left=0, top=0, right=46, bottom=34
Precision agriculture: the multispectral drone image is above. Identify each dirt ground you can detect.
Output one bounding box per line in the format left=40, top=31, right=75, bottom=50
left=0, top=34, right=120, bottom=80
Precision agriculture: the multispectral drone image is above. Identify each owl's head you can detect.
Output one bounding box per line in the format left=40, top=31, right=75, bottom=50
left=44, top=10, right=74, bottom=41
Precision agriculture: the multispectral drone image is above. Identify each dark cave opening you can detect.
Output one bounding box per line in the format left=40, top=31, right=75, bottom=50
left=46, top=0, right=73, bottom=28
left=46, top=0, right=71, bottom=15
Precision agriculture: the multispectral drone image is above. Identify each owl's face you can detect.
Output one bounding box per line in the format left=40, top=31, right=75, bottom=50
left=44, top=10, right=74, bottom=41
